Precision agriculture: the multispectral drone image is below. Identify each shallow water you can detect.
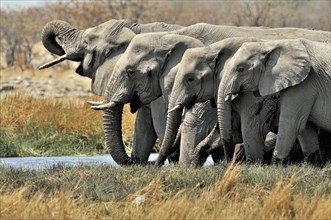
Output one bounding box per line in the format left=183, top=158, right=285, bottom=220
left=0, top=154, right=214, bottom=170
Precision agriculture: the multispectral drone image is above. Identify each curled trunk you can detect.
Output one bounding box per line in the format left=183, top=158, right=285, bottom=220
left=103, top=104, right=133, bottom=165
left=41, top=20, right=83, bottom=60
left=155, top=106, right=184, bottom=167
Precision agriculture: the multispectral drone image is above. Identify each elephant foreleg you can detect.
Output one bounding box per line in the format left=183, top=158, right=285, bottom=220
left=131, top=105, right=157, bottom=163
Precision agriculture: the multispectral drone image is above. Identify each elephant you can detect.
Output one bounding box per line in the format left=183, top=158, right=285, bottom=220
left=221, top=38, right=331, bottom=163
left=167, top=37, right=281, bottom=163
left=91, top=23, right=331, bottom=167
left=39, top=19, right=184, bottom=165
left=163, top=34, right=330, bottom=162
left=90, top=32, right=223, bottom=166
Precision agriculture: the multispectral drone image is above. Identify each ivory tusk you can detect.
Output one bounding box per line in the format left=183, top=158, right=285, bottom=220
left=230, top=93, right=239, bottom=101
left=91, top=101, right=117, bottom=110
left=38, top=54, right=68, bottom=70
left=225, top=94, right=232, bottom=102
left=86, top=101, right=104, bottom=106
left=225, top=93, right=239, bottom=102
left=168, top=104, right=182, bottom=113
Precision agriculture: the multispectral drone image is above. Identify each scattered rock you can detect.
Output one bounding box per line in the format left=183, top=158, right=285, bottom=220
left=2, top=74, right=93, bottom=98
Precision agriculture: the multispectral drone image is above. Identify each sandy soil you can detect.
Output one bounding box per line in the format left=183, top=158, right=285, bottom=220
left=0, top=66, right=94, bottom=98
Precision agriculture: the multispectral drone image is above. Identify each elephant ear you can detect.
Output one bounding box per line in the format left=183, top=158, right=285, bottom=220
left=258, top=40, right=311, bottom=96
left=211, top=48, right=234, bottom=75
left=92, top=28, right=136, bottom=96
left=160, top=35, right=204, bottom=73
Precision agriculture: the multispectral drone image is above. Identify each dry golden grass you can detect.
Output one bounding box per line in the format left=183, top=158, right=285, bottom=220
left=1, top=164, right=330, bottom=220
left=0, top=95, right=136, bottom=140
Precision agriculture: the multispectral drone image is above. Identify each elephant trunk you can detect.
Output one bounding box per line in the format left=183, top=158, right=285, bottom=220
left=103, top=104, right=134, bottom=165
left=41, top=20, right=84, bottom=68
left=155, top=105, right=184, bottom=167
left=217, top=83, right=235, bottom=161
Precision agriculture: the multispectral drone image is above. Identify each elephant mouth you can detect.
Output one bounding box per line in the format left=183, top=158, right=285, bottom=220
left=130, top=91, right=143, bottom=113
left=186, top=95, right=197, bottom=110
left=75, top=64, right=85, bottom=76
left=225, top=85, right=243, bottom=102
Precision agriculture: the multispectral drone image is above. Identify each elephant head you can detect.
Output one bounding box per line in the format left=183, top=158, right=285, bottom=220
left=170, top=37, right=261, bottom=110
left=217, top=39, right=312, bottom=160
left=91, top=33, right=204, bottom=165
left=40, top=19, right=137, bottom=95
left=93, top=33, right=205, bottom=111
left=221, top=39, right=311, bottom=100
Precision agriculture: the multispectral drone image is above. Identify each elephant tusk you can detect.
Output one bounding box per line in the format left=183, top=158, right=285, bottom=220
left=38, top=54, right=68, bottom=70
left=225, top=94, right=232, bottom=102
left=225, top=93, right=239, bottom=102
left=91, top=101, right=117, bottom=110
left=86, top=101, right=105, bottom=106
left=168, top=104, right=182, bottom=113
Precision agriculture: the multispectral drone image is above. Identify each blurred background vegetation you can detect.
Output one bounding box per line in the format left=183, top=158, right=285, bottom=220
left=1, top=0, right=330, bottom=70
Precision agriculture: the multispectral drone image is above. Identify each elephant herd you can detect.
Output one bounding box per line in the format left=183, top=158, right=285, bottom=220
left=39, top=19, right=331, bottom=167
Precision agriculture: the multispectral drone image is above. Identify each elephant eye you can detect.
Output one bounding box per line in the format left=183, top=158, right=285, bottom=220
left=237, top=66, right=245, bottom=73
left=127, top=69, right=135, bottom=77
left=187, top=77, right=194, bottom=84
left=83, top=40, right=88, bottom=48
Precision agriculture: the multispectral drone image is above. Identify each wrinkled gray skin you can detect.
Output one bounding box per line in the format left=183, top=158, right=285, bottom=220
left=40, top=20, right=183, bottom=165
left=162, top=26, right=330, bottom=164
left=170, top=37, right=281, bottom=163
left=92, top=33, right=222, bottom=166
left=96, top=23, right=331, bottom=166
left=222, top=39, right=331, bottom=163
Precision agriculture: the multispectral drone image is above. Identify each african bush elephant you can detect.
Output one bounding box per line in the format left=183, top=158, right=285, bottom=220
left=168, top=37, right=281, bottom=163
left=39, top=19, right=183, bottom=165
left=162, top=30, right=328, bottom=161
left=221, top=38, right=331, bottom=163
left=91, top=23, right=331, bottom=166
left=90, top=33, right=222, bottom=166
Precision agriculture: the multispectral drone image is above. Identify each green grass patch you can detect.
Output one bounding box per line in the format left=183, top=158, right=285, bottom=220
left=0, top=95, right=136, bottom=157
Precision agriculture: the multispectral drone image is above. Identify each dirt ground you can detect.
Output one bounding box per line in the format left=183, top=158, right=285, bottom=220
left=0, top=42, right=94, bottom=98
left=0, top=66, right=93, bottom=98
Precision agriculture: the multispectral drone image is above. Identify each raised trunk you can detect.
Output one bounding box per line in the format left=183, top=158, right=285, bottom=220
left=41, top=20, right=83, bottom=60
left=217, top=84, right=235, bottom=161
left=103, top=104, right=133, bottom=165
left=155, top=106, right=184, bottom=167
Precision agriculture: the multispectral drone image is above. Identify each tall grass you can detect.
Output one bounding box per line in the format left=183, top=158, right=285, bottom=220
left=0, top=95, right=136, bottom=156
left=1, top=163, right=330, bottom=219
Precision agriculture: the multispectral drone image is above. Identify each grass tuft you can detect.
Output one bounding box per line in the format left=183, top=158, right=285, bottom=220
left=0, top=95, right=136, bottom=156
left=1, top=163, right=330, bottom=219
